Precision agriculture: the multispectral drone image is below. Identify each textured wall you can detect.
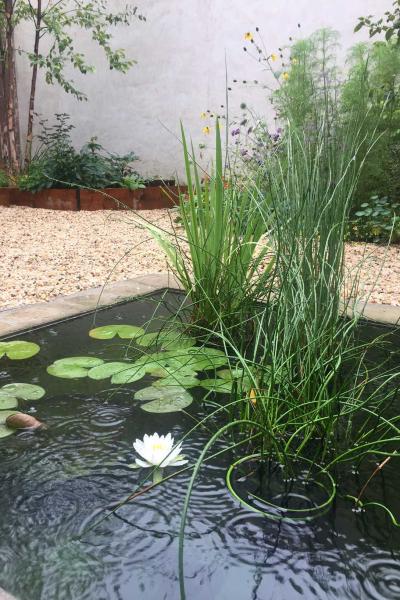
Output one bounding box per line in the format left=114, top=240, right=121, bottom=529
left=15, top=0, right=391, bottom=179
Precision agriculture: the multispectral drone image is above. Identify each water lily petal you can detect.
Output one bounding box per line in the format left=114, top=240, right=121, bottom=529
left=135, top=458, right=151, bottom=468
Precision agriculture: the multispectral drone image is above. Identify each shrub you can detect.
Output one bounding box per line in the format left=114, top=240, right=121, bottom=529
left=0, top=170, right=9, bottom=187
left=348, top=195, right=400, bottom=243
left=18, top=114, right=138, bottom=192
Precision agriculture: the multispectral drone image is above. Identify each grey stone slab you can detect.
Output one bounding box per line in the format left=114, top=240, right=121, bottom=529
left=0, top=273, right=181, bottom=337
left=0, top=588, right=18, bottom=600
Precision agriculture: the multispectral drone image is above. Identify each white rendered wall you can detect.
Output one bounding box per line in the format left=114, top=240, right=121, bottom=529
left=14, top=0, right=391, bottom=179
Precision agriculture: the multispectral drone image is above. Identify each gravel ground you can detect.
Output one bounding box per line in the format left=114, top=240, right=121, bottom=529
left=0, top=206, right=399, bottom=310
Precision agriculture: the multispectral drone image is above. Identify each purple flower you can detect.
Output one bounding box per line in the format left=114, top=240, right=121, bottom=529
left=240, top=148, right=248, bottom=156
left=231, top=128, right=240, bottom=136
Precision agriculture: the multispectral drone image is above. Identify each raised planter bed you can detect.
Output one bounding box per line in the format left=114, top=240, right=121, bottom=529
left=3, top=184, right=185, bottom=211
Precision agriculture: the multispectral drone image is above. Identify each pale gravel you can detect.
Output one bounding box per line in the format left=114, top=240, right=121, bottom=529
left=0, top=206, right=399, bottom=310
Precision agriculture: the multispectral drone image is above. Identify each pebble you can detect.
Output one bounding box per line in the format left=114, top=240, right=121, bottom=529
left=0, top=206, right=399, bottom=309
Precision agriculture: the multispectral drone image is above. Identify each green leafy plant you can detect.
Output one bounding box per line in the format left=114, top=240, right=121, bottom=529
left=142, top=120, right=275, bottom=335
left=0, top=170, right=8, bottom=187
left=349, top=195, right=400, bottom=242
left=17, top=114, right=138, bottom=192
left=118, top=175, right=146, bottom=191
left=355, top=0, right=400, bottom=43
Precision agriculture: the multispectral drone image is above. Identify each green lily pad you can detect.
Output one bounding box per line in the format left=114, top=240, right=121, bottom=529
left=153, top=373, right=200, bottom=388
left=185, top=347, right=229, bottom=370
left=137, top=330, right=196, bottom=350
left=0, top=410, right=18, bottom=425
left=110, top=365, right=147, bottom=384
left=47, top=356, right=104, bottom=379
left=141, top=396, right=193, bottom=413
left=0, top=341, right=40, bottom=360
left=1, top=383, right=45, bottom=401
left=134, top=385, right=193, bottom=413
left=0, top=394, right=18, bottom=409
left=217, top=368, right=245, bottom=380
left=134, top=384, right=191, bottom=402
left=89, top=324, right=145, bottom=339
left=200, top=379, right=233, bottom=393
left=87, top=362, right=133, bottom=380
left=0, top=424, right=14, bottom=439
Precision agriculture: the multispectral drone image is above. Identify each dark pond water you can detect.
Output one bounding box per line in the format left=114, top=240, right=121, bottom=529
left=0, top=291, right=400, bottom=600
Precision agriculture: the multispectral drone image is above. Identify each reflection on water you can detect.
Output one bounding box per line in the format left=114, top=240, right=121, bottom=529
left=0, top=291, right=399, bottom=600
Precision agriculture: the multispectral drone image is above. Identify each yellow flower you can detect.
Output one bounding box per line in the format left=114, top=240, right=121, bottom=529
left=244, top=32, right=253, bottom=41
left=200, top=112, right=207, bottom=119
left=202, top=126, right=211, bottom=135
left=249, top=388, right=257, bottom=406
left=270, top=53, right=278, bottom=62
left=282, top=72, right=289, bottom=81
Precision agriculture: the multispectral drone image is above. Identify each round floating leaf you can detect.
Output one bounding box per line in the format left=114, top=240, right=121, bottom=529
left=137, top=330, right=196, bottom=350
left=53, top=357, right=104, bottom=368
left=153, top=373, right=200, bottom=388
left=134, top=385, right=191, bottom=402
left=0, top=410, right=18, bottom=425
left=111, top=365, right=147, bottom=384
left=1, top=383, right=45, bottom=401
left=141, top=396, right=193, bottom=413
left=0, top=424, right=14, bottom=439
left=186, top=347, right=229, bottom=370
left=47, top=357, right=104, bottom=379
left=0, top=394, right=18, bottom=409
left=134, top=385, right=193, bottom=413
left=217, top=368, right=245, bottom=380
left=200, top=379, right=233, bottom=393
left=0, top=341, right=40, bottom=360
left=89, top=325, right=145, bottom=340
left=87, top=362, right=133, bottom=381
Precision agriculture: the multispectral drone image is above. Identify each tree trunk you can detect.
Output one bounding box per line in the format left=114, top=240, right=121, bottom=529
left=2, top=0, right=21, bottom=173
left=0, top=28, right=8, bottom=167
left=24, top=0, right=41, bottom=167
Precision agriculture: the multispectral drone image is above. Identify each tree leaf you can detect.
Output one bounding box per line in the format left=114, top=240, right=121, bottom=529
left=89, top=324, right=145, bottom=339
left=0, top=341, right=40, bottom=360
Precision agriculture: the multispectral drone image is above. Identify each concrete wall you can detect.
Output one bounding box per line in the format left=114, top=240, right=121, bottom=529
left=15, top=0, right=391, bottom=179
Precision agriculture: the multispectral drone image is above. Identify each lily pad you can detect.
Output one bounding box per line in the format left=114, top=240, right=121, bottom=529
left=0, top=425, right=14, bottom=439
left=141, top=396, right=193, bottom=413
left=110, top=365, right=147, bottom=384
left=185, top=347, right=229, bottom=370
left=200, top=379, right=233, bottom=393
left=87, top=362, right=133, bottom=380
left=137, top=330, right=196, bottom=350
left=134, top=385, right=193, bottom=413
left=89, top=324, right=145, bottom=340
left=217, top=368, right=245, bottom=380
left=0, top=410, right=18, bottom=425
left=134, top=385, right=191, bottom=402
left=1, top=383, right=45, bottom=401
left=47, top=356, right=104, bottom=379
left=0, top=341, right=40, bottom=360
left=0, top=394, right=18, bottom=409
left=153, top=373, right=200, bottom=388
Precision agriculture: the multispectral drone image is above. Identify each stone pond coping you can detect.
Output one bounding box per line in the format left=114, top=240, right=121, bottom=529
left=0, top=273, right=398, bottom=339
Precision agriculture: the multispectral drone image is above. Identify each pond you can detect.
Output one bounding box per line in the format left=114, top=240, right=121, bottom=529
left=0, top=290, right=399, bottom=600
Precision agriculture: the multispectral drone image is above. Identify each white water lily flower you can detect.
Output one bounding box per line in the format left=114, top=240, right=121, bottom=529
left=133, top=432, right=188, bottom=468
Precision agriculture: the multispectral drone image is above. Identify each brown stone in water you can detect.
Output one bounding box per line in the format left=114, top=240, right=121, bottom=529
left=6, top=413, right=44, bottom=430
